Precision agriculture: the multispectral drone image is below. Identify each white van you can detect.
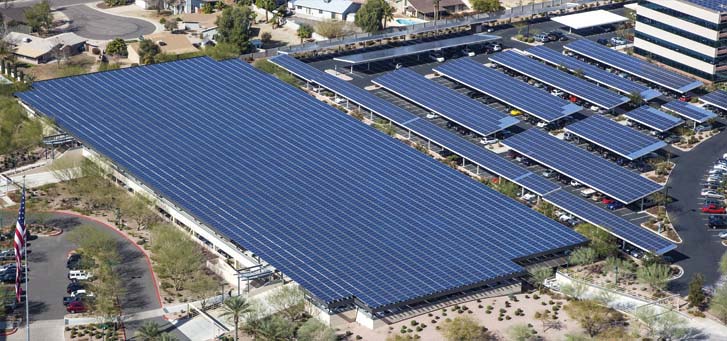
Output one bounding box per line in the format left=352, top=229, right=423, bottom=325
left=68, top=270, right=93, bottom=281
left=580, top=188, right=596, bottom=198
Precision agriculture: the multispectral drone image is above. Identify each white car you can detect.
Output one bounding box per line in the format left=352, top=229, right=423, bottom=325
left=480, top=136, right=499, bottom=145
left=68, top=270, right=93, bottom=281
left=558, top=213, right=574, bottom=223
left=521, top=193, right=537, bottom=203
left=536, top=121, right=548, bottom=128
left=715, top=164, right=727, bottom=171
left=426, top=112, right=440, bottom=119
left=701, top=190, right=725, bottom=199
left=491, top=44, right=502, bottom=52
left=723, top=153, right=727, bottom=160
left=590, top=105, right=601, bottom=112
left=71, top=290, right=94, bottom=298
left=333, top=97, right=346, bottom=104
left=570, top=180, right=581, bottom=187
left=720, top=231, right=727, bottom=239
left=551, top=89, right=564, bottom=97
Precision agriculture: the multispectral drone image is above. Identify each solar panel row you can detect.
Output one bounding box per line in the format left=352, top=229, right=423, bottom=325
left=662, top=100, right=717, bottom=123
left=433, top=57, right=582, bottom=123
left=372, top=68, right=518, bottom=136
left=19, top=56, right=589, bottom=311
left=701, top=90, right=727, bottom=111
left=565, top=115, right=666, bottom=160
left=523, top=46, right=661, bottom=101
left=489, top=50, right=630, bottom=110
left=564, top=39, right=703, bottom=94
left=502, top=129, right=663, bottom=204
left=623, top=106, right=684, bottom=132
left=543, top=189, right=675, bottom=255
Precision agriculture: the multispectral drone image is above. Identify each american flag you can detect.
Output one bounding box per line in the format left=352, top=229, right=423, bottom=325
left=13, top=185, right=25, bottom=303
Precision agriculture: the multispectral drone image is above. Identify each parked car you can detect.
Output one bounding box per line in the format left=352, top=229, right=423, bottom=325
left=596, top=38, right=609, bottom=45
left=709, top=215, right=727, bottom=228
left=67, top=282, right=84, bottom=294
left=542, top=169, right=555, bottom=178
left=546, top=31, right=564, bottom=41
left=66, top=301, right=87, bottom=314
left=536, top=121, right=548, bottom=128
left=521, top=193, right=537, bottom=203
left=510, top=109, right=522, bottom=116
left=664, top=135, right=681, bottom=144
left=569, top=180, right=581, bottom=187
left=480, top=136, right=499, bottom=145
left=610, top=36, right=628, bottom=46
left=601, top=197, right=615, bottom=205
left=679, top=95, right=692, bottom=102
left=0, top=272, right=19, bottom=283
left=66, top=254, right=81, bottom=269
left=607, top=201, right=624, bottom=210
left=719, top=231, right=727, bottom=239
left=63, top=296, right=81, bottom=306
left=551, top=89, right=564, bottom=97
left=534, top=33, right=550, bottom=42
left=429, top=50, right=445, bottom=62
left=0, top=249, right=14, bottom=261
left=702, top=189, right=725, bottom=199
left=461, top=47, right=475, bottom=57
left=491, top=43, right=502, bottom=52
left=70, top=289, right=94, bottom=298
left=695, top=124, right=713, bottom=133
left=425, top=112, right=440, bottom=119
left=68, top=270, right=93, bottom=281
left=702, top=204, right=726, bottom=214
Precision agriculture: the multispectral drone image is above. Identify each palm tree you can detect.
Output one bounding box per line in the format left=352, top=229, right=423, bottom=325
left=382, top=4, right=394, bottom=29
left=219, top=296, right=252, bottom=341
left=135, top=321, right=161, bottom=341
left=159, top=333, right=178, bottom=341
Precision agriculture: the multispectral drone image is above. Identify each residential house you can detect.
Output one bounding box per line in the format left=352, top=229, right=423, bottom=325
left=180, top=13, right=219, bottom=43
left=2, top=32, right=86, bottom=64
left=404, top=0, right=467, bottom=19
left=289, top=0, right=360, bottom=22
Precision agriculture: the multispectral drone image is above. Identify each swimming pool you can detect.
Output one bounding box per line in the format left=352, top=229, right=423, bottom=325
left=395, top=18, right=425, bottom=25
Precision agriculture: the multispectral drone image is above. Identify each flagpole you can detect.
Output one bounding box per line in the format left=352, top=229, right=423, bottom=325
left=22, top=176, right=28, bottom=341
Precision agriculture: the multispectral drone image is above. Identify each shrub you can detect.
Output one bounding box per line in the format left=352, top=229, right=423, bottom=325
left=260, top=31, right=272, bottom=43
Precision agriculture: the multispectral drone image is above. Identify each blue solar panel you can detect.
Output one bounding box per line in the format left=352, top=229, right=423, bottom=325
left=433, top=58, right=582, bottom=123
left=565, top=115, right=666, bottom=160
left=489, top=50, right=629, bottom=110
left=684, top=0, right=727, bottom=12
left=502, top=129, right=663, bottom=203
left=524, top=46, right=661, bottom=101
left=624, top=106, right=684, bottom=132
left=516, top=173, right=560, bottom=196
left=543, top=189, right=675, bottom=255
left=662, top=100, right=717, bottom=123
left=564, top=39, right=703, bottom=93
left=701, top=90, right=727, bottom=111
left=372, top=68, right=518, bottom=136
left=18, top=57, right=589, bottom=310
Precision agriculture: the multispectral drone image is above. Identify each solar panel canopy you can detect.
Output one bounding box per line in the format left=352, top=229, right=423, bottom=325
left=333, top=34, right=500, bottom=64
left=17, top=57, right=587, bottom=312
left=524, top=46, right=660, bottom=101
left=624, top=106, right=684, bottom=132
left=565, top=115, right=666, bottom=160
left=551, top=9, right=627, bottom=30
left=502, top=128, right=662, bottom=204
left=433, top=57, right=582, bottom=122
left=564, top=39, right=703, bottom=93
left=662, top=100, right=717, bottom=123
left=489, top=50, right=629, bottom=110
left=372, top=68, right=518, bottom=136
left=701, top=90, right=727, bottom=111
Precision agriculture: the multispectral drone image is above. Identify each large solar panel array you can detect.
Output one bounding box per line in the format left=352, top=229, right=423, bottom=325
left=270, top=54, right=672, bottom=257
left=502, top=129, right=663, bottom=203
left=18, top=57, right=588, bottom=311
left=701, top=90, right=727, bottom=111
left=565, top=115, right=666, bottom=160
left=523, top=46, right=661, bottom=101
left=333, top=34, right=500, bottom=64
left=543, top=189, right=675, bottom=255
left=372, top=68, right=518, bottom=136
left=433, top=58, right=582, bottom=123
left=488, top=50, right=629, bottom=110
left=662, top=100, right=717, bottom=123
left=564, top=39, right=703, bottom=94
left=624, top=106, right=684, bottom=132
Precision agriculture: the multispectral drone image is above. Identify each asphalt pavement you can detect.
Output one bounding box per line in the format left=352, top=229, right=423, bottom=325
left=61, top=4, right=155, bottom=40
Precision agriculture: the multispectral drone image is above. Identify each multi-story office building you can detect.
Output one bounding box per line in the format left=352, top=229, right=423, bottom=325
left=634, top=0, right=727, bottom=83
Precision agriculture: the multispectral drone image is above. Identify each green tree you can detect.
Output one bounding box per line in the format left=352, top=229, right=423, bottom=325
left=267, top=285, right=305, bottom=321
left=471, top=0, right=501, bottom=13
left=24, top=0, right=53, bottom=35
left=256, top=0, right=275, bottom=21
left=564, top=300, right=623, bottom=338
left=120, top=193, right=159, bottom=230
left=528, top=266, right=552, bottom=292
left=507, top=323, right=535, bottom=341
left=138, top=39, right=161, bottom=64
left=257, top=315, right=294, bottom=341
left=628, top=91, right=643, bottom=107
left=569, top=247, right=597, bottom=266
left=494, top=179, right=519, bottom=199
left=710, top=285, right=727, bottom=323
left=315, top=20, right=346, bottom=39
left=204, top=42, right=241, bottom=60
left=355, top=0, right=386, bottom=33
left=559, top=281, right=587, bottom=300
left=150, top=224, right=204, bottom=290
left=220, top=296, right=252, bottom=341
left=381, top=3, right=394, bottom=29
left=575, top=223, right=617, bottom=258
left=135, top=321, right=161, bottom=340
left=297, top=24, right=313, bottom=44
left=636, top=263, right=671, bottom=291
left=201, top=2, right=214, bottom=13
left=159, top=333, right=178, bottom=341
left=215, top=5, right=256, bottom=53
left=438, top=316, right=491, bottom=341
left=687, top=273, right=705, bottom=308
left=106, top=38, right=128, bottom=57
left=296, top=318, right=336, bottom=341
left=187, top=271, right=220, bottom=309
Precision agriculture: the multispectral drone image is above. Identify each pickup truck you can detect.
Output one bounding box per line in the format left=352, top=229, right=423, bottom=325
left=580, top=188, right=596, bottom=198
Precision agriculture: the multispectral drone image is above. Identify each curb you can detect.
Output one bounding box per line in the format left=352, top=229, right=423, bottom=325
left=0, top=326, right=18, bottom=336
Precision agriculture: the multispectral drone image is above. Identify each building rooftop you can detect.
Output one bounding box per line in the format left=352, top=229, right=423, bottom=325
left=291, top=0, right=356, bottom=13
left=551, top=9, right=627, bottom=30
left=3, top=32, right=86, bottom=59
left=130, top=32, right=199, bottom=56
left=16, top=57, right=586, bottom=312
left=407, top=0, right=464, bottom=14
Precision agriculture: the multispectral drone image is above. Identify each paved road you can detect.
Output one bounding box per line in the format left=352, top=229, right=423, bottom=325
left=666, top=126, right=727, bottom=294
left=61, top=4, right=155, bottom=40
left=0, top=210, right=160, bottom=324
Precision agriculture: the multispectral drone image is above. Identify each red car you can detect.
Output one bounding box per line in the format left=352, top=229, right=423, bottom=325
left=679, top=95, right=692, bottom=102
left=602, top=197, right=615, bottom=205
left=702, top=204, right=726, bottom=214
left=66, top=301, right=86, bottom=314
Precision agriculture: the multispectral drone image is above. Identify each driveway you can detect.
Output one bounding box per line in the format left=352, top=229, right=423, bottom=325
left=0, top=210, right=160, bottom=326
left=61, top=4, right=155, bottom=40
left=666, top=127, right=727, bottom=294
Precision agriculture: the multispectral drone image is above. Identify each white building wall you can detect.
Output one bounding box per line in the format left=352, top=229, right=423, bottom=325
left=647, top=0, right=721, bottom=23
left=635, top=5, right=719, bottom=40
left=634, top=37, right=717, bottom=74
left=636, top=22, right=717, bottom=57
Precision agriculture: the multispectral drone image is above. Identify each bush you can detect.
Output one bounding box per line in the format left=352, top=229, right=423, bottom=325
left=527, top=37, right=535, bottom=43
left=92, top=47, right=101, bottom=55
left=260, top=31, right=272, bottom=43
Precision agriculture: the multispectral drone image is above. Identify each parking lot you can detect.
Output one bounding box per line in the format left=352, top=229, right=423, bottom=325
left=0, top=211, right=159, bottom=323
